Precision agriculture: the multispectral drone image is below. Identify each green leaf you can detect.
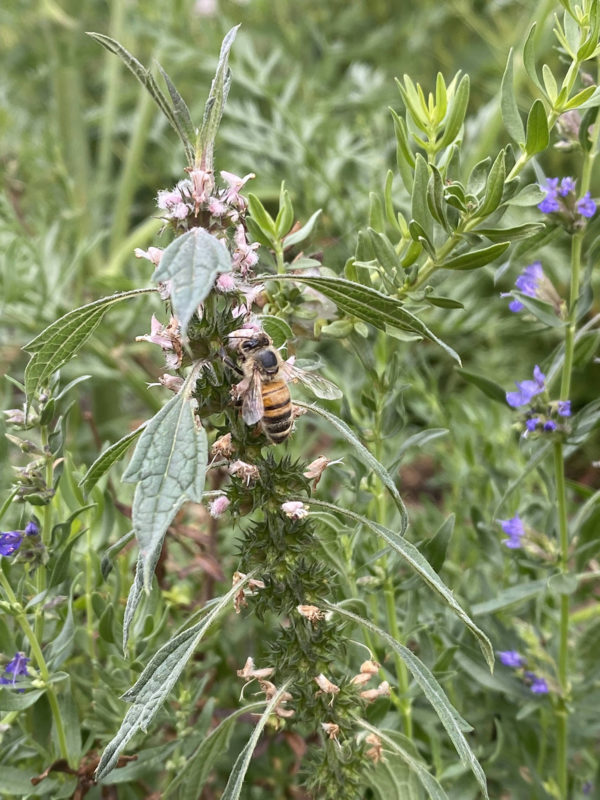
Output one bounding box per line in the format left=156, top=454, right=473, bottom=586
left=152, top=228, right=232, bottom=336
left=456, top=368, right=507, bottom=404
left=477, top=150, right=505, bottom=217
left=425, top=295, right=464, bottom=309
left=261, top=274, right=461, bottom=364
left=275, top=183, right=294, bottom=238
left=197, top=25, right=240, bottom=170
left=523, top=24, right=543, bottom=92
left=329, top=606, right=489, bottom=799
left=525, top=99, right=549, bottom=155
left=294, top=401, right=407, bottom=527
left=501, top=49, right=526, bottom=143
left=221, top=683, right=292, bottom=800
left=472, top=579, right=548, bottom=615
left=0, top=768, right=41, bottom=795
left=369, top=192, right=386, bottom=232
left=80, top=424, right=146, bottom=495
left=412, top=154, right=433, bottom=240
left=163, top=703, right=265, bottom=799
left=358, top=721, right=448, bottom=800
left=474, top=223, right=545, bottom=242
left=283, top=209, right=322, bottom=248
left=311, top=501, right=494, bottom=670
left=441, top=242, right=509, bottom=271
left=563, top=85, right=599, bottom=111
left=427, top=165, right=449, bottom=231
left=24, top=289, right=155, bottom=402
left=390, top=108, right=415, bottom=192
left=87, top=34, right=192, bottom=162
left=422, top=513, right=455, bottom=573
left=95, top=577, right=253, bottom=781
left=504, top=185, right=546, bottom=207
left=390, top=428, right=449, bottom=470
left=123, top=369, right=208, bottom=589
left=257, top=315, right=293, bottom=348
left=437, top=74, right=470, bottom=149
left=510, top=293, right=563, bottom=327
left=101, top=530, right=135, bottom=581
left=0, top=688, right=45, bottom=711
left=368, top=228, right=400, bottom=272
left=156, top=63, right=196, bottom=164
left=495, top=441, right=553, bottom=515
left=247, top=193, right=277, bottom=240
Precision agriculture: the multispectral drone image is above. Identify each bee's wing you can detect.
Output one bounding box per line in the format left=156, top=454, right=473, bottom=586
left=279, top=363, right=342, bottom=400
left=242, top=369, right=264, bottom=425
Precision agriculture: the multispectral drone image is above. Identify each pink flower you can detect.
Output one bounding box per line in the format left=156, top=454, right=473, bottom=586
left=134, top=246, right=163, bottom=265
left=208, top=197, right=228, bottom=217
left=208, top=496, right=230, bottom=518
left=157, top=189, right=183, bottom=210
left=171, top=202, right=190, bottom=220
left=188, top=167, right=215, bottom=206
left=232, top=225, right=259, bottom=276
left=216, top=273, right=237, bottom=293
left=220, top=171, right=255, bottom=209
left=136, top=316, right=183, bottom=369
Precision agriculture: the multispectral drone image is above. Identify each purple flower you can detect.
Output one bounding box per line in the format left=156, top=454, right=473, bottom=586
left=525, top=417, right=540, bottom=432
left=515, top=261, right=544, bottom=297
left=558, top=177, right=576, bottom=196
left=0, top=652, right=29, bottom=692
left=538, top=178, right=560, bottom=213
left=498, top=650, right=524, bottom=668
left=506, top=365, right=546, bottom=408
left=526, top=673, right=549, bottom=694
left=508, top=298, right=525, bottom=312
left=557, top=401, right=571, bottom=417
left=24, top=521, right=39, bottom=536
left=499, top=514, right=525, bottom=549
left=583, top=781, right=593, bottom=795
left=576, top=192, right=596, bottom=218
left=544, top=420, right=557, bottom=432
left=0, top=532, right=23, bottom=557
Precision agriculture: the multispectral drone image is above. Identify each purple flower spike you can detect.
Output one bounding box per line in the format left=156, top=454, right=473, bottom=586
left=544, top=420, right=557, bottom=432
left=526, top=417, right=540, bottom=432
left=557, top=401, right=571, bottom=417
left=24, top=521, right=39, bottom=536
left=506, top=365, right=546, bottom=408
left=558, top=177, right=576, bottom=196
left=498, top=650, right=524, bottom=668
left=576, top=192, right=596, bottom=218
left=508, top=298, right=524, bottom=313
left=0, top=532, right=23, bottom=557
left=5, top=652, right=29, bottom=677
left=499, top=514, right=525, bottom=549
left=530, top=676, right=549, bottom=694
left=515, top=262, right=544, bottom=297
left=538, top=178, right=560, bottom=213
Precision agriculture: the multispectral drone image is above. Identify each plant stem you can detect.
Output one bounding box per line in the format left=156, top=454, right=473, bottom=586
left=35, top=425, right=54, bottom=642
left=0, top=570, right=70, bottom=763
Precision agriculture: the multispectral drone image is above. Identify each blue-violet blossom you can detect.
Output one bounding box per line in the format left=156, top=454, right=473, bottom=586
left=499, top=514, right=525, bottom=549
left=557, top=401, right=571, bottom=417
left=498, top=650, right=525, bottom=668
left=506, top=365, right=545, bottom=408
left=0, top=652, right=30, bottom=691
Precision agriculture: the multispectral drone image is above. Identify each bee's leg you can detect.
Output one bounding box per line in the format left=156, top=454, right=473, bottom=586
left=222, top=355, right=244, bottom=376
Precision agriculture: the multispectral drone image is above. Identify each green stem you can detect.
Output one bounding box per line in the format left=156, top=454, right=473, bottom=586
left=0, top=570, right=70, bottom=763
left=35, top=426, right=54, bottom=642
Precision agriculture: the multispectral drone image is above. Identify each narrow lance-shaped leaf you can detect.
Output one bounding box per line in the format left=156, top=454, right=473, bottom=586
left=477, top=150, right=505, bottom=218
left=24, top=288, right=157, bottom=403
left=86, top=33, right=191, bottom=158
left=440, top=242, right=509, bottom=271
left=294, top=401, right=408, bottom=528
left=123, top=366, right=208, bottom=589
left=500, top=48, right=525, bottom=144
left=283, top=208, right=322, bottom=249
left=412, top=154, right=433, bottom=240
left=221, top=681, right=292, bottom=800
left=307, top=500, right=494, bottom=670
left=152, top=227, right=232, bottom=336
left=95, top=574, right=254, bottom=781
left=437, top=73, right=470, bottom=149
left=357, top=720, right=449, bottom=800
left=80, top=424, right=147, bottom=495
left=156, top=62, right=195, bottom=164
left=196, top=25, right=240, bottom=170
left=257, top=274, right=461, bottom=365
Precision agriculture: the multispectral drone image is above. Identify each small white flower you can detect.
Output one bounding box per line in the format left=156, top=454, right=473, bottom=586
left=208, top=496, right=230, bottom=518
left=281, top=501, right=308, bottom=520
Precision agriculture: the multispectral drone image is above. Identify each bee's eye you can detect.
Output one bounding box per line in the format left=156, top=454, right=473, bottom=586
left=241, top=340, right=253, bottom=352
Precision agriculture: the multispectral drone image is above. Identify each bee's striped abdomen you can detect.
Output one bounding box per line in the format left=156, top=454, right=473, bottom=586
left=261, top=380, right=292, bottom=444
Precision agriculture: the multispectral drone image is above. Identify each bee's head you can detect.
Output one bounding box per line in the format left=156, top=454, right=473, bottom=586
left=239, top=332, right=271, bottom=355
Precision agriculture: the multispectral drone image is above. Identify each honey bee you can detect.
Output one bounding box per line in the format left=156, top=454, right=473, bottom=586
left=231, top=330, right=342, bottom=444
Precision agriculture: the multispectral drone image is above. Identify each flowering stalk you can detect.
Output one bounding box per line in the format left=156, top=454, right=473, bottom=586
left=553, top=103, right=600, bottom=799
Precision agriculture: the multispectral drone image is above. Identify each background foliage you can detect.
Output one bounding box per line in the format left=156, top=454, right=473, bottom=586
left=1, top=0, right=599, bottom=798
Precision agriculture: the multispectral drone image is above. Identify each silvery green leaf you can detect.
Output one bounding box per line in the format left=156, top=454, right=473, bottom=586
left=123, top=370, right=208, bottom=589
left=500, top=49, right=525, bottom=144
left=156, top=62, right=195, bottom=164
left=221, top=682, right=292, bottom=800
left=525, top=99, right=549, bottom=156
left=96, top=576, right=252, bottom=781
left=152, top=228, right=232, bottom=336
left=197, top=25, right=240, bottom=170
left=24, top=288, right=156, bottom=403
left=310, top=500, right=494, bottom=671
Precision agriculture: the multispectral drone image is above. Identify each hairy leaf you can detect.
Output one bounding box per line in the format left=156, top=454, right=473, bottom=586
left=261, top=274, right=461, bottom=364
left=441, top=242, right=509, bottom=271
left=501, top=49, right=525, bottom=143
left=123, top=369, right=208, bottom=589
left=310, top=501, right=494, bottom=670
left=525, top=99, right=549, bottom=156
left=96, top=576, right=252, bottom=780
left=24, top=289, right=156, bottom=402
left=80, top=424, right=146, bottom=495
left=197, top=25, right=240, bottom=170
left=152, top=227, right=232, bottom=336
